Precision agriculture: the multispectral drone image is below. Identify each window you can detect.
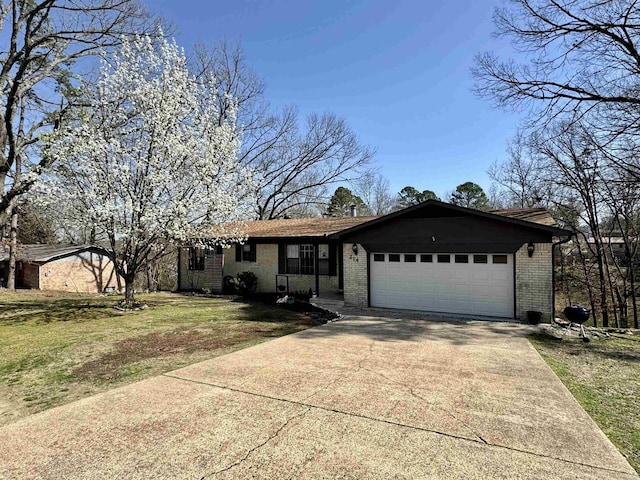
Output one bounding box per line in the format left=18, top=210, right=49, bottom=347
left=404, top=254, right=416, bottom=262
left=286, top=244, right=300, bottom=274
left=300, top=245, right=314, bottom=274
left=420, top=254, right=433, bottom=263
left=188, top=247, right=205, bottom=270
left=493, top=254, right=508, bottom=264
left=373, top=254, right=385, bottom=262
left=437, top=254, right=450, bottom=263
left=455, top=255, right=468, bottom=263
left=473, top=254, right=488, bottom=264
left=389, top=254, right=400, bottom=262
left=318, top=244, right=330, bottom=275
left=286, top=244, right=315, bottom=275
left=242, top=243, right=252, bottom=262
left=236, top=243, right=256, bottom=262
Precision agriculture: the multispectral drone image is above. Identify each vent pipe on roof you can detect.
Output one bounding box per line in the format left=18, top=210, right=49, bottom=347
left=350, top=204, right=357, bottom=217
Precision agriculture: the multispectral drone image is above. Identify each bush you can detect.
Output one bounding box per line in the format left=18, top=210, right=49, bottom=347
left=236, top=271, right=258, bottom=295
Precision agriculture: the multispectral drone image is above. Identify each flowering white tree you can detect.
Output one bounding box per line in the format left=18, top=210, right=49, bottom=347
left=42, top=35, right=252, bottom=305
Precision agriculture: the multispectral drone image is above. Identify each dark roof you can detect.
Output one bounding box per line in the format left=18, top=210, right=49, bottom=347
left=331, top=200, right=572, bottom=239
left=0, top=244, right=110, bottom=263
left=207, top=202, right=570, bottom=242
left=217, top=216, right=379, bottom=239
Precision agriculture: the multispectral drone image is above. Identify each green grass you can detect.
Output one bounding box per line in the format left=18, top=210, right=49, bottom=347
left=0, top=290, right=321, bottom=426
left=529, top=332, right=640, bottom=473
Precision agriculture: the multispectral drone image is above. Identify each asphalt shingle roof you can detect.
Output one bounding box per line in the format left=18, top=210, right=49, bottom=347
left=220, top=207, right=559, bottom=240
left=0, top=244, right=104, bottom=263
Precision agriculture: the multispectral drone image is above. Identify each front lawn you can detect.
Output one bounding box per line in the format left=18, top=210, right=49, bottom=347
left=0, top=291, right=322, bottom=427
left=529, top=332, right=640, bottom=473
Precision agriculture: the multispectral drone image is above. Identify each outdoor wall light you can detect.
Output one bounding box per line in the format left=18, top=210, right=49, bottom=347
left=527, top=241, right=535, bottom=258
left=352, top=243, right=359, bottom=255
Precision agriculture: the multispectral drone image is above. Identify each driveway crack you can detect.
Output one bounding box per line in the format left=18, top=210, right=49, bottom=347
left=355, top=361, right=488, bottom=445
left=301, top=338, right=377, bottom=403
left=409, top=388, right=487, bottom=444
left=165, top=374, right=633, bottom=477
left=201, top=407, right=311, bottom=479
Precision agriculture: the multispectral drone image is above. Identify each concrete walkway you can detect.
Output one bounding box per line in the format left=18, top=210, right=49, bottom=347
left=0, top=316, right=637, bottom=479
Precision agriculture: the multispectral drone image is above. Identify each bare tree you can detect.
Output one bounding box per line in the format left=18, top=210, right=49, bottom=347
left=531, top=123, right=614, bottom=326
left=473, top=0, right=640, bottom=133
left=0, top=0, right=154, bottom=289
left=191, top=41, right=375, bottom=220
left=352, top=169, right=394, bottom=215
left=488, top=133, right=548, bottom=208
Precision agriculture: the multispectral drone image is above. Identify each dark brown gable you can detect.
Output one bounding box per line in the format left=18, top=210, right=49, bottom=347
left=333, top=201, right=570, bottom=254
left=339, top=215, right=552, bottom=254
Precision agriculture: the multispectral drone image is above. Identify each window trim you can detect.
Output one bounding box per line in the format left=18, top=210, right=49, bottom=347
left=492, top=254, right=508, bottom=264
left=404, top=254, right=417, bottom=263
left=242, top=243, right=256, bottom=262
left=437, top=254, right=451, bottom=263
left=473, top=254, right=488, bottom=264
left=454, top=254, right=469, bottom=264
left=373, top=253, right=385, bottom=262
left=420, top=254, right=433, bottom=263
left=388, top=254, right=401, bottom=262
left=285, top=243, right=315, bottom=275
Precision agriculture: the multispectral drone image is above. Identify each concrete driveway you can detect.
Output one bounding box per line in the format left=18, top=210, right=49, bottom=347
left=0, top=315, right=637, bottom=479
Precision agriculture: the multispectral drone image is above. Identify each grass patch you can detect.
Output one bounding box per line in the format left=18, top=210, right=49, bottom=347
left=0, top=290, right=323, bottom=426
left=529, top=332, right=640, bottom=473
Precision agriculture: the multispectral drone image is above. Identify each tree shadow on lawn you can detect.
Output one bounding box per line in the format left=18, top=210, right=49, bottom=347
left=0, top=298, right=117, bottom=326
left=231, top=299, right=335, bottom=326
left=531, top=332, right=640, bottom=364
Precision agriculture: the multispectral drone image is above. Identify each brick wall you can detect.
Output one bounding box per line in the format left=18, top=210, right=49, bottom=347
left=343, top=243, right=368, bottom=309
left=223, top=244, right=338, bottom=294
left=178, top=249, right=223, bottom=292
left=39, top=252, right=120, bottom=293
left=515, top=242, right=553, bottom=322
left=223, top=244, right=278, bottom=293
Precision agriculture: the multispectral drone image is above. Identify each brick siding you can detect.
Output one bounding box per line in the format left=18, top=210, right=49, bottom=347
left=343, top=243, right=368, bottom=309
left=178, top=249, right=223, bottom=292
left=515, top=242, right=553, bottom=322
left=38, top=252, right=119, bottom=293
left=222, top=244, right=338, bottom=294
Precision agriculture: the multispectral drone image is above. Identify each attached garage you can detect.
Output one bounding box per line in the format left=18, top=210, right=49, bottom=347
left=333, top=200, right=572, bottom=322
left=369, top=252, right=514, bottom=318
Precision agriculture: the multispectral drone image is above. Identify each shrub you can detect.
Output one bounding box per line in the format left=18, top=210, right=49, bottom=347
left=236, top=271, right=258, bottom=295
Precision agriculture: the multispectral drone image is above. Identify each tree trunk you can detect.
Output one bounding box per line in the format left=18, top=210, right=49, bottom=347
left=630, top=265, right=638, bottom=329
left=7, top=208, right=18, bottom=290
left=146, top=262, right=152, bottom=293
left=576, top=238, right=598, bottom=327
left=124, top=278, right=135, bottom=306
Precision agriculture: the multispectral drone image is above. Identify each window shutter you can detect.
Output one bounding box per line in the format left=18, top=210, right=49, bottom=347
left=235, top=244, right=241, bottom=262
left=328, top=243, right=337, bottom=276
left=249, top=244, right=257, bottom=262
left=278, top=243, right=286, bottom=274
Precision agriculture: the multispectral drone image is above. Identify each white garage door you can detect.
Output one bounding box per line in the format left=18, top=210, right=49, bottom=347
left=370, top=253, right=514, bottom=318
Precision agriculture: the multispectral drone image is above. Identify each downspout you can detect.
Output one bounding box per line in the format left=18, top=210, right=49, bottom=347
left=552, top=233, right=575, bottom=321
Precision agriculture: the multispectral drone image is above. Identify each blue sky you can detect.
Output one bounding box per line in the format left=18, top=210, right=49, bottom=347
left=146, top=0, right=521, bottom=199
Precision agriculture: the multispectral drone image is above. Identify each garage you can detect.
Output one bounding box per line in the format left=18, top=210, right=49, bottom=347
left=332, top=200, right=571, bottom=322
left=369, top=252, right=514, bottom=318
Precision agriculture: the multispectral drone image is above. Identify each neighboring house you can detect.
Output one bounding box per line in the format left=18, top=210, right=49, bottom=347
left=0, top=244, right=120, bottom=294
left=178, top=200, right=571, bottom=322
left=586, top=236, right=634, bottom=261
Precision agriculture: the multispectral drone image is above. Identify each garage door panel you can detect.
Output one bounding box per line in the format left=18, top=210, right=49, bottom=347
left=370, top=252, right=514, bottom=318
